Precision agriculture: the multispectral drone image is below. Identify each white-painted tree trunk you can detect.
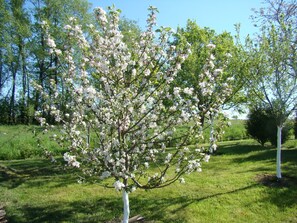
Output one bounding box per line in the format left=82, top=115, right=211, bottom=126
left=122, top=190, right=130, bottom=223
left=276, top=126, right=282, bottom=179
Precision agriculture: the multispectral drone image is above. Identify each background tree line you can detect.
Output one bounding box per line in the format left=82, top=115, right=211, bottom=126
left=1, top=0, right=296, bottom=133
left=0, top=0, right=248, bottom=125
left=0, top=0, right=92, bottom=124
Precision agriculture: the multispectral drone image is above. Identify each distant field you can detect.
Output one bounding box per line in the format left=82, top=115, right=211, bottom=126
left=0, top=139, right=296, bottom=222
left=0, top=120, right=248, bottom=160
left=222, top=119, right=248, bottom=141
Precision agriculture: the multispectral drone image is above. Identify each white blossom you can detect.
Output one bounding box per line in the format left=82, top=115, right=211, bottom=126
left=100, top=171, right=111, bottom=179
left=173, top=87, right=181, bottom=96
left=206, top=43, right=216, bottom=49
left=114, top=180, right=125, bottom=191
left=144, top=162, right=149, bottom=169
left=64, top=24, right=72, bottom=30
left=226, top=52, right=232, bottom=58
left=40, top=20, right=47, bottom=26
left=183, top=87, right=193, bottom=95
left=204, top=154, right=210, bottom=163
left=72, top=161, right=80, bottom=168
left=63, top=153, right=80, bottom=168
left=47, top=38, right=56, bottom=48
left=214, top=69, right=223, bottom=76
left=164, top=153, right=172, bottom=164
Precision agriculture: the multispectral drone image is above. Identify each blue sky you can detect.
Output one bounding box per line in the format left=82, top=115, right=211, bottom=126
left=89, top=0, right=260, bottom=118
left=89, top=0, right=263, bottom=38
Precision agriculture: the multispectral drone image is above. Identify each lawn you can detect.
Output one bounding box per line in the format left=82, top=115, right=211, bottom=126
left=1, top=138, right=296, bottom=222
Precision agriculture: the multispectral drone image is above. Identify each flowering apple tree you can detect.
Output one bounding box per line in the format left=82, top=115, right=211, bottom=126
left=34, top=6, right=226, bottom=222
left=195, top=43, right=234, bottom=153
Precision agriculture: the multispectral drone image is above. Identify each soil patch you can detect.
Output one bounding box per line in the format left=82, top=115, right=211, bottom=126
left=256, top=173, right=297, bottom=188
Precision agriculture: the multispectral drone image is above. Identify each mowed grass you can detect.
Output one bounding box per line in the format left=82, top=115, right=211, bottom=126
left=0, top=138, right=297, bottom=222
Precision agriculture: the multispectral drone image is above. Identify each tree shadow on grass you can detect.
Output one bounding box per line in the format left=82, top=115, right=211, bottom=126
left=230, top=146, right=297, bottom=173
left=4, top=183, right=297, bottom=223
left=6, top=184, right=259, bottom=223
left=217, top=142, right=297, bottom=166
left=216, top=142, right=272, bottom=156
left=7, top=197, right=123, bottom=223
left=267, top=184, right=297, bottom=211
left=2, top=146, right=297, bottom=222
left=12, top=182, right=296, bottom=222
left=217, top=142, right=297, bottom=210
left=3, top=174, right=297, bottom=222
left=0, top=159, right=79, bottom=189
left=256, top=173, right=297, bottom=211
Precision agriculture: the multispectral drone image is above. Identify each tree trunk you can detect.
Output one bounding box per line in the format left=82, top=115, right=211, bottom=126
left=34, top=33, right=46, bottom=113
left=0, top=49, right=3, bottom=94
left=122, top=190, right=130, bottom=223
left=9, top=62, right=17, bottom=124
left=209, top=115, right=215, bottom=153
left=276, top=125, right=282, bottom=179
left=20, top=40, right=27, bottom=124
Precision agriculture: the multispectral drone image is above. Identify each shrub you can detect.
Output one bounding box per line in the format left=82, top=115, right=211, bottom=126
left=246, top=106, right=291, bottom=147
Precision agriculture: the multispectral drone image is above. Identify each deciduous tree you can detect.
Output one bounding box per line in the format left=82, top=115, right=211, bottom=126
left=35, top=7, right=229, bottom=222
left=175, top=20, right=248, bottom=152
left=248, top=0, right=297, bottom=178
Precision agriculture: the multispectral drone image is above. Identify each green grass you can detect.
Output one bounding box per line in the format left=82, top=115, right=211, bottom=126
left=1, top=139, right=297, bottom=222
left=0, top=121, right=247, bottom=160
left=0, top=125, right=65, bottom=160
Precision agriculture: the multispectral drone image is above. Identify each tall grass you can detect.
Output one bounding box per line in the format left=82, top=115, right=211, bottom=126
left=1, top=120, right=247, bottom=160
left=0, top=125, right=65, bottom=160
left=0, top=120, right=273, bottom=160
